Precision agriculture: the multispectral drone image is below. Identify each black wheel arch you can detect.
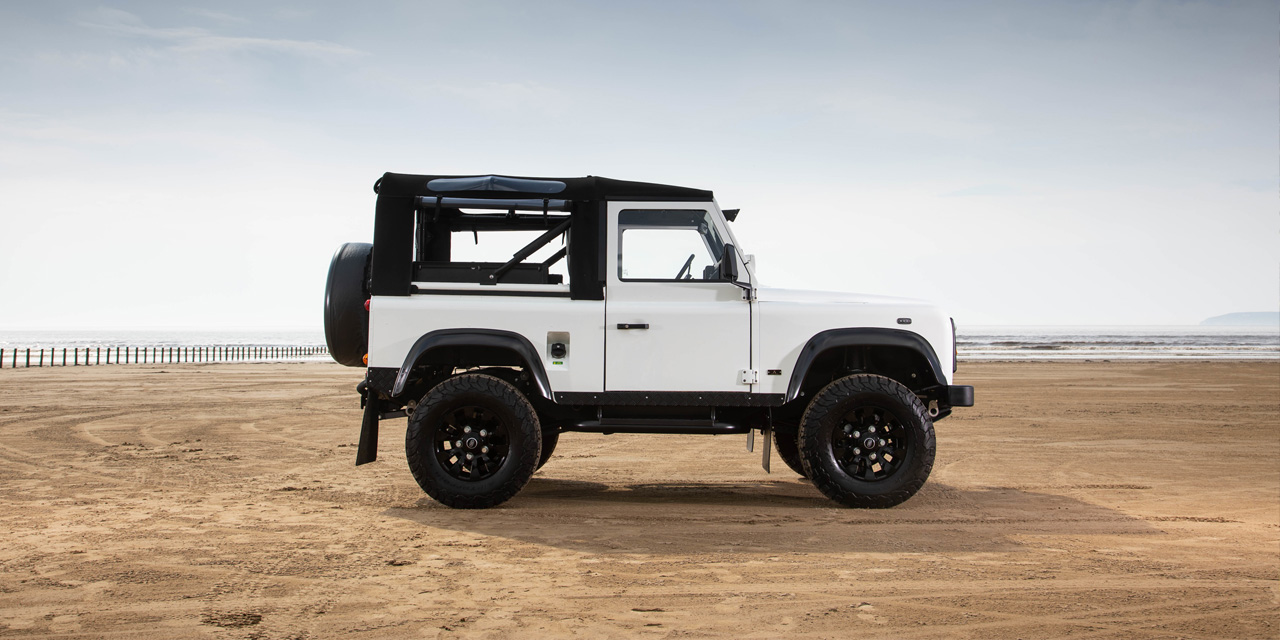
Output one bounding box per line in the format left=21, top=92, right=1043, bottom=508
left=392, top=329, right=553, bottom=400
left=786, top=328, right=948, bottom=407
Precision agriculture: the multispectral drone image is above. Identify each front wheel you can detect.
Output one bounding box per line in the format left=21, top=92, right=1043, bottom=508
left=798, top=374, right=935, bottom=508
left=537, top=427, right=559, bottom=470
left=405, top=374, right=542, bottom=509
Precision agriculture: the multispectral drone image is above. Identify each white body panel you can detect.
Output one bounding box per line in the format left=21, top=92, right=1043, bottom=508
left=754, top=288, right=955, bottom=394
left=604, top=281, right=751, bottom=392
left=368, top=293, right=605, bottom=393
left=604, top=201, right=752, bottom=392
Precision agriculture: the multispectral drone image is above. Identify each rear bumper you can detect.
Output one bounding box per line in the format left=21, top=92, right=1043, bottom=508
left=947, top=385, right=975, bottom=407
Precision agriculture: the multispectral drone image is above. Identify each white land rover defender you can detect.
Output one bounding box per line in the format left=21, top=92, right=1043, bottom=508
left=325, top=173, right=973, bottom=509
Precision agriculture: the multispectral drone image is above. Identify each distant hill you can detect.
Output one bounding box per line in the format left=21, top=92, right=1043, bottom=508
left=1200, top=312, right=1280, bottom=326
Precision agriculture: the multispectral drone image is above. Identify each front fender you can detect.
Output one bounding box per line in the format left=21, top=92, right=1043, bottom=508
left=785, top=328, right=947, bottom=402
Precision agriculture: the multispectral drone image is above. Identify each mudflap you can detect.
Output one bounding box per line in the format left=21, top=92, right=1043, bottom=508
left=356, top=387, right=379, bottom=465
left=761, top=424, right=772, bottom=474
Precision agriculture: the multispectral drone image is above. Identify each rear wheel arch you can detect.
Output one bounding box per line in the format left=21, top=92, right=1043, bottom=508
left=392, top=329, right=553, bottom=400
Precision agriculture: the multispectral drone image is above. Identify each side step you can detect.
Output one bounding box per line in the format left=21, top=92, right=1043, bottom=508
left=564, top=418, right=748, bottom=435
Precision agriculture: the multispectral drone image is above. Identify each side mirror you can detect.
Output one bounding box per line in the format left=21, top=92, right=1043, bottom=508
left=718, top=244, right=740, bottom=282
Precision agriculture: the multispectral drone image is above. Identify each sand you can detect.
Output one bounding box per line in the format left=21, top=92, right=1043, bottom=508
left=0, top=361, right=1276, bottom=638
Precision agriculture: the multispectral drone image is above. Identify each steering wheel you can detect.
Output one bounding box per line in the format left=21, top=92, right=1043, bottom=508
left=675, top=253, right=696, bottom=280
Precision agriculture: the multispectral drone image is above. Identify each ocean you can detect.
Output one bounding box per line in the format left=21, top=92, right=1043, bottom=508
left=958, top=325, right=1279, bottom=360
left=0, top=326, right=1276, bottom=362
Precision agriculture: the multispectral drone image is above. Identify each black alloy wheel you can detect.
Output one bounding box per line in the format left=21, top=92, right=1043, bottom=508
left=798, top=374, right=935, bottom=508
left=406, top=374, right=541, bottom=509
left=831, top=406, right=908, bottom=482
left=434, top=406, right=510, bottom=481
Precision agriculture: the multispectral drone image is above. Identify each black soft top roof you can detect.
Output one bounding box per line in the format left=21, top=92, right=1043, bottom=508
left=375, top=172, right=713, bottom=202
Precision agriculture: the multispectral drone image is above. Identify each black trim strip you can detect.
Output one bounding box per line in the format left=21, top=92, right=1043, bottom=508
left=603, top=195, right=715, bottom=202
left=565, top=420, right=748, bottom=434
left=554, top=390, right=785, bottom=407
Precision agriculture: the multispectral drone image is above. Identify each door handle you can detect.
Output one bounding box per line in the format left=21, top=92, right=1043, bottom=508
left=616, top=323, right=649, bottom=330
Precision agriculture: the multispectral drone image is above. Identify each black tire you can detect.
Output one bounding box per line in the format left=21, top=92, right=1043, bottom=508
left=537, top=428, right=560, bottom=470
left=772, top=423, right=807, bottom=478
left=323, top=242, right=372, bottom=367
left=798, top=374, right=935, bottom=508
left=405, top=374, right=542, bottom=509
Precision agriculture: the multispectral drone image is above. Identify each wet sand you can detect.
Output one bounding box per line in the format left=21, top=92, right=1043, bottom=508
left=0, top=361, right=1276, bottom=638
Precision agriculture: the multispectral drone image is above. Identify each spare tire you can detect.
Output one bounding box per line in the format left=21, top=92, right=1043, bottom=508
left=324, top=242, right=372, bottom=367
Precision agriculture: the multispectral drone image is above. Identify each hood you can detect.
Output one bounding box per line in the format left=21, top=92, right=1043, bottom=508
left=756, top=287, right=932, bottom=307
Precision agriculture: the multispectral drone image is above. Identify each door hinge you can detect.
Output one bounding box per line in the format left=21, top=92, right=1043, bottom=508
left=738, top=369, right=759, bottom=385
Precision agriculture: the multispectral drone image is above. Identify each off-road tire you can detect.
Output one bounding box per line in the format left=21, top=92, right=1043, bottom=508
left=772, top=423, right=807, bottom=478
left=798, top=374, right=935, bottom=508
left=537, top=428, right=559, bottom=470
left=405, top=374, right=542, bottom=509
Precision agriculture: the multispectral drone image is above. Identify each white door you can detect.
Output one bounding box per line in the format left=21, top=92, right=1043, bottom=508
left=604, top=203, right=751, bottom=393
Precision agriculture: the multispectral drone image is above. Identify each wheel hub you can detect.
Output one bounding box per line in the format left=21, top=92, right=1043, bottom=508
left=832, top=406, right=908, bottom=483
left=434, top=406, right=510, bottom=481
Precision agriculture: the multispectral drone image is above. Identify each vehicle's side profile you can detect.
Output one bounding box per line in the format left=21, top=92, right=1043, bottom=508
left=325, top=173, right=973, bottom=509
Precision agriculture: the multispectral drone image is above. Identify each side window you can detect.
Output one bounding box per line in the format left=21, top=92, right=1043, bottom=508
left=619, top=210, right=724, bottom=281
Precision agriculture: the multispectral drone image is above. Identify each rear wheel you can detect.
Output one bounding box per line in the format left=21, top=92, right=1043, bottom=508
left=772, top=424, right=807, bottom=478
left=405, top=374, right=541, bottom=508
left=798, top=374, right=935, bottom=508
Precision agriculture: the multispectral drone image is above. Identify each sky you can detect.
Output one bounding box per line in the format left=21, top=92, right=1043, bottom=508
left=0, top=0, right=1275, bottom=329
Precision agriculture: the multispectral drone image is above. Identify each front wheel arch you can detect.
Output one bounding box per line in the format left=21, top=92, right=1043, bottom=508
left=785, top=329, right=947, bottom=407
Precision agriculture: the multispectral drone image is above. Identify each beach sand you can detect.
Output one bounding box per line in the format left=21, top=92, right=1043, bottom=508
left=0, top=361, right=1275, bottom=638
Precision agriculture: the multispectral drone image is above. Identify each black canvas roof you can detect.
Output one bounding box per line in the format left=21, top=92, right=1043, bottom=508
left=375, top=172, right=713, bottom=202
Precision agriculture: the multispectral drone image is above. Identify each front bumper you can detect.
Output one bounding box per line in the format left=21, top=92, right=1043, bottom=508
left=947, top=385, right=975, bottom=407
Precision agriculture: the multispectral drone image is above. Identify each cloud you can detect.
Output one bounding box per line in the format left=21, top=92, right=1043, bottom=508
left=79, top=8, right=364, bottom=58
left=184, top=8, right=249, bottom=24
left=940, top=184, right=1023, bottom=197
